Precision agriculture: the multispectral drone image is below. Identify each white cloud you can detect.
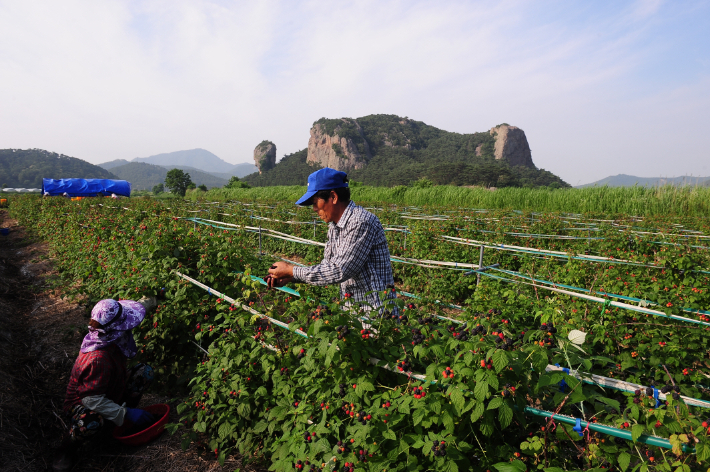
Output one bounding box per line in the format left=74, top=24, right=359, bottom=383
left=0, top=0, right=708, bottom=184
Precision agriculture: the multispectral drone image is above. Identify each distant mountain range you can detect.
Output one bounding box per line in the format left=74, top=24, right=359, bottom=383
left=108, top=162, right=228, bottom=191
left=98, top=149, right=258, bottom=179
left=0, top=148, right=254, bottom=192
left=0, top=149, right=116, bottom=188
left=577, top=174, right=710, bottom=188
left=99, top=159, right=131, bottom=170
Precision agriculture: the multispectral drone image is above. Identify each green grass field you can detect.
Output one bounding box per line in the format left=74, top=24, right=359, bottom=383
left=196, top=184, right=710, bottom=217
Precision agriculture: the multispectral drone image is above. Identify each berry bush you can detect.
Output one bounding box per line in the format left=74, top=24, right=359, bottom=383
left=9, top=196, right=710, bottom=471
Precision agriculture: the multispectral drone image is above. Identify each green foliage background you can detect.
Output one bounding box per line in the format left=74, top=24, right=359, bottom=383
left=165, top=169, right=194, bottom=197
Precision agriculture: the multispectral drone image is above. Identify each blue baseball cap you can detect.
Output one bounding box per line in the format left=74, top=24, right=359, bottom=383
left=295, top=168, right=349, bottom=206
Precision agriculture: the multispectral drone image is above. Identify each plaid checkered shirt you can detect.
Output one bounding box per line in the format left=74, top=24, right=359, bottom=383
left=63, top=344, right=127, bottom=413
left=292, top=201, right=397, bottom=313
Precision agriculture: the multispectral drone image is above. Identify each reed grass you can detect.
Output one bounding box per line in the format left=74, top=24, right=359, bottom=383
left=199, top=185, right=710, bottom=217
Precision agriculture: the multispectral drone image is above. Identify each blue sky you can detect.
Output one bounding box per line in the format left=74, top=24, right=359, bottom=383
left=1, top=0, right=708, bottom=185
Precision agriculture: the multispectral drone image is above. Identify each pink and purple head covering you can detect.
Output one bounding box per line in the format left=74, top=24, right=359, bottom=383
left=80, top=299, right=146, bottom=358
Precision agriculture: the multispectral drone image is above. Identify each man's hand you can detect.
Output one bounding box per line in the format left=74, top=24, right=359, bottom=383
left=267, top=262, right=294, bottom=289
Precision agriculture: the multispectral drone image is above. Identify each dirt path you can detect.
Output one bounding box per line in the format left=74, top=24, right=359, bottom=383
left=0, top=210, right=257, bottom=472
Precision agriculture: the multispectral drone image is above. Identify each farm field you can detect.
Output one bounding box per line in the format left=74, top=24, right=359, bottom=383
left=8, top=194, right=710, bottom=472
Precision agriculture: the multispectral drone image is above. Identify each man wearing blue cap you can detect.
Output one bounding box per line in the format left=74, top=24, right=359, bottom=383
left=267, top=167, right=397, bottom=314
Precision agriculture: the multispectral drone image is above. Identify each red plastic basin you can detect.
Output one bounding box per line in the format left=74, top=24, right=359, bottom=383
left=113, top=403, right=170, bottom=446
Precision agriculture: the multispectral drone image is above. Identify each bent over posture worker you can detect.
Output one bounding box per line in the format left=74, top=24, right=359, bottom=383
left=53, top=299, right=155, bottom=471
left=267, top=167, right=397, bottom=315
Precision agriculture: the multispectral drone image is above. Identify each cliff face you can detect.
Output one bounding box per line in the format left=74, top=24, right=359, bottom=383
left=489, top=125, right=534, bottom=168
left=306, top=120, right=371, bottom=172
left=245, top=115, right=568, bottom=188
left=253, top=141, right=276, bottom=174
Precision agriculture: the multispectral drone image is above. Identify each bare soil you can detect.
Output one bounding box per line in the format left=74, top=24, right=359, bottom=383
left=0, top=210, right=260, bottom=472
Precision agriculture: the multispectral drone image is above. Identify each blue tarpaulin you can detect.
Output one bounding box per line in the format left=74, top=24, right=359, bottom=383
left=42, top=179, right=132, bottom=197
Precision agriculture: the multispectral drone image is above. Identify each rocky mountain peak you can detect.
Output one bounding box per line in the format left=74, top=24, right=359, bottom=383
left=254, top=141, right=276, bottom=174
left=489, top=125, right=535, bottom=168
left=306, top=119, right=371, bottom=172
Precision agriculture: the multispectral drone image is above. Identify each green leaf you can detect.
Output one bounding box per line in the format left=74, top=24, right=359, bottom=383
left=450, top=389, right=465, bottom=414
left=383, top=430, right=397, bottom=441
left=487, top=397, right=503, bottom=409
left=464, top=351, right=473, bottom=365
left=493, top=459, right=527, bottom=472
left=252, top=421, right=268, bottom=433
left=356, top=380, right=375, bottom=396
left=181, top=437, right=192, bottom=451
left=325, top=341, right=338, bottom=366
left=631, top=424, right=645, bottom=442
left=313, top=438, right=330, bottom=454
left=164, top=422, right=181, bottom=435
left=696, top=442, right=710, bottom=462
left=480, top=412, right=495, bottom=436
left=399, top=438, right=410, bottom=454
left=442, top=410, right=455, bottom=432
left=443, top=459, right=459, bottom=472
left=595, top=396, right=621, bottom=412
left=471, top=402, right=485, bottom=423
left=218, top=422, right=232, bottom=439
left=398, top=395, right=412, bottom=415
left=498, top=402, right=513, bottom=429
left=413, top=408, right=426, bottom=426
left=474, top=381, right=488, bottom=402
left=629, top=405, right=639, bottom=421
left=493, top=350, right=509, bottom=372
left=618, top=452, right=631, bottom=471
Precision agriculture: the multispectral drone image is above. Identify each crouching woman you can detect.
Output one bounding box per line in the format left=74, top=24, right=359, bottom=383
left=53, top=299, right=155, bottom=471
